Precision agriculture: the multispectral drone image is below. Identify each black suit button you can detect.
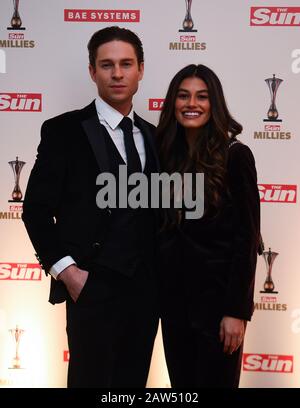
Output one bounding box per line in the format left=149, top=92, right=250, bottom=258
left=107, top=209, right=112, bottom=215
left=92, top=242, right=101, bottom=249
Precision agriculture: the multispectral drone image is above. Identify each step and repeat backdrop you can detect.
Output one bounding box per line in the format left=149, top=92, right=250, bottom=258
left=0, top=0, right=300, bottom=388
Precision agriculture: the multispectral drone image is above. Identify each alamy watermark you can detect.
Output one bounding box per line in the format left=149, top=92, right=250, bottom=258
left=291, top=49, right=300, bottom=74
left=96, top=165, right=204, bottom=220
left=0, top=50, right=6, bottom=74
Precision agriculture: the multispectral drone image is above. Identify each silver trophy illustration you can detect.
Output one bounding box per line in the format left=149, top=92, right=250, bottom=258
left=9, top=325, right=24, bottom=369
left=8, top=156, right=26, bottom=202
left=263, top=74, right=283, bottom=122
left=179, top=0, right=197, bottom=32
left=260, top=248, right=279, bottom=294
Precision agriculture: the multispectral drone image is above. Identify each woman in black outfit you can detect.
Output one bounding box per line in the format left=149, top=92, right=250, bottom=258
left=157, top=64, right=260, bottom=388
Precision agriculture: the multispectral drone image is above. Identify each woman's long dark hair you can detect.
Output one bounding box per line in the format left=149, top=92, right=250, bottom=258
left=157, top=64, right=242, bottom=225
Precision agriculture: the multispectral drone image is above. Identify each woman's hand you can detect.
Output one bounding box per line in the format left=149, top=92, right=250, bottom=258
left=219, top=316, right=246, bottom=354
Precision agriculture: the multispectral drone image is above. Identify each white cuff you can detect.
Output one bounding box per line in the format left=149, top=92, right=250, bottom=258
left=49, top=256, right=76, bottom=279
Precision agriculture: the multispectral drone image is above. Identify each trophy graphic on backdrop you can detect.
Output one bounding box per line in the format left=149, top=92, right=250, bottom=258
left=8, top=156, right=26, bottom=202
left=179, top=0, right=197, bottom=32
left=9, top=325, right=24, bottom=369
left=7, top=0, right=26, bottom=30
left=263, top=74, right=283, bottom=122
left=260, top=248, right=279, bottom=294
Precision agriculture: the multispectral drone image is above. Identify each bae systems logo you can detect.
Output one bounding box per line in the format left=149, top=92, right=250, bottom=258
left=64, top=9, right=140, bottom=22
left=0, top=263, right=42, bottom=280
left=149, top=99, right=164, bottom=111
left=243, top=354, right=293, bottom=373
left=63, top=350, right=70, bottom=362
left=259, top=184, right=297, bottom=203
left=0, top=93, right=42, bottom=111
left=250, top=7, right=300, bottom=26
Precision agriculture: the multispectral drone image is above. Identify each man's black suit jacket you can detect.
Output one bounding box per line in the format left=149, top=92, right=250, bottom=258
left=22, top=101, right=159, bottom=304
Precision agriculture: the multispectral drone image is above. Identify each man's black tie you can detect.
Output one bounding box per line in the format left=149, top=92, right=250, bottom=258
left=118, top=116, right=142, bottom=174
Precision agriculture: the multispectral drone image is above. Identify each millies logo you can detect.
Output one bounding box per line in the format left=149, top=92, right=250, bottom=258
left=0, top=263, right=42, bottom=280
left=148, top=99, right=164, bottom=111
left=1, top=1, right=35, bottom=48
left=169, top=0, right=206, bottom=51
left=0, top=93, right=42, bottom=112
left=64, top=10, right=140, bottom=22
left=243, top=354, right=293, bottom=373
left=0, top=204, right=22, bottom=221
left=250, top=7, right=300, bottom=26
left=258, top=184, right=297, bottom=203
left=253, top=75, right=292, bottom=140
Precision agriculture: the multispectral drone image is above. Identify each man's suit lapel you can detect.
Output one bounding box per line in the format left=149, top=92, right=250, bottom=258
left=80, top=102, right=159, bottom=174
left=134, top=112, right=160, bottom=222
left=134, top=113, right=160, bottom=172
left=81, top=101, right=110, bottom=173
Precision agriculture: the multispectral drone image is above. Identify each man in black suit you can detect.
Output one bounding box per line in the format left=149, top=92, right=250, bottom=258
left=22, top=26, right=159, bottom=388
